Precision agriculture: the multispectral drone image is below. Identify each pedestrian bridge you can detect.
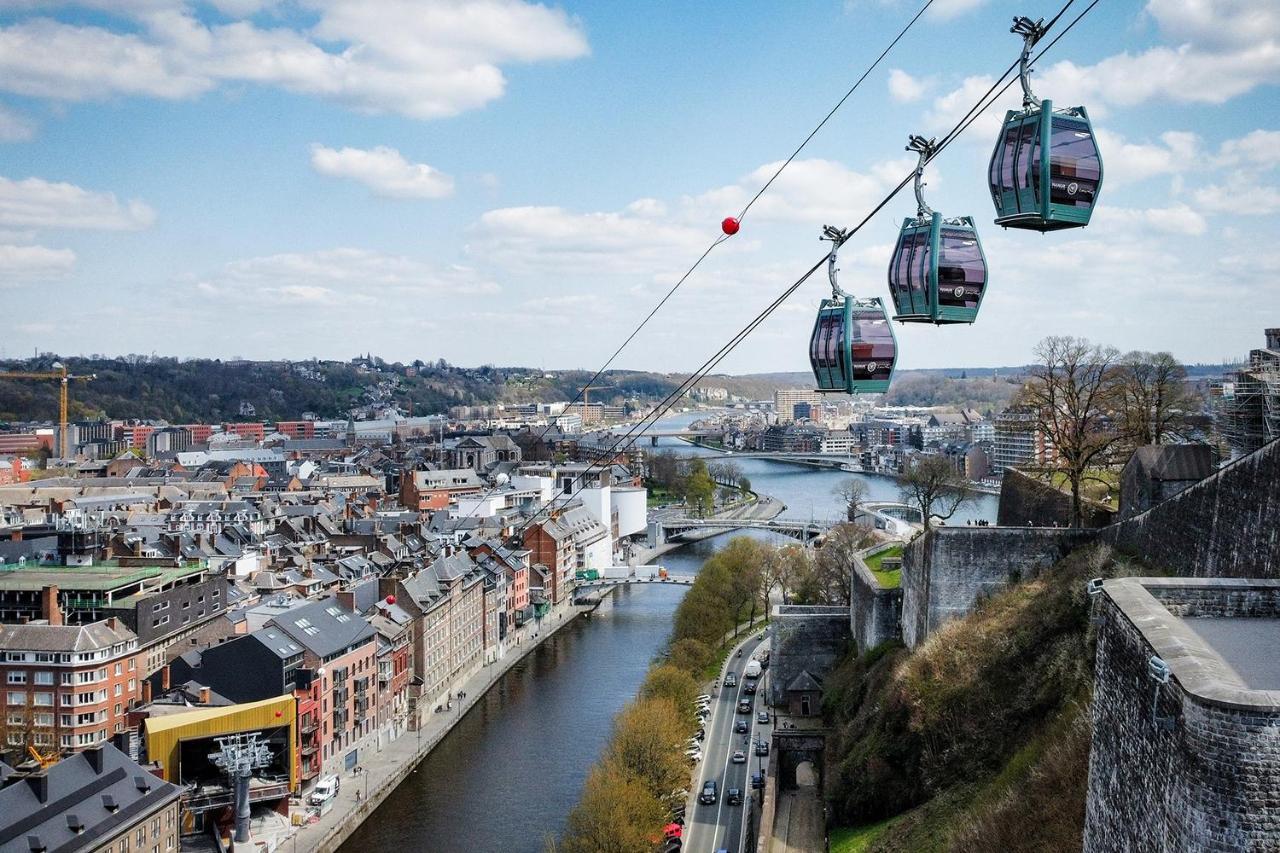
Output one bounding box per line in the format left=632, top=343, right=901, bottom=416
left=573, top=574, right=697, bottom=590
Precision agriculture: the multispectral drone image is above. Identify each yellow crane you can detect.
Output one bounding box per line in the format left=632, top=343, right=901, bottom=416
left=0, top=362, right=96, bottom=458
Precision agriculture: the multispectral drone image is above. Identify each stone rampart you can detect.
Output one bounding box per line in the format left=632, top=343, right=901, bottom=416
left=900, top=526, right=1097, bottom=649
left=1084, top=577, right=1280, bottom=852
left=767, top=605, right=850, bottom=708
left=1103, top=438, right=1280, bottom=579
left=997, top=467, right=1114, bottom=527
left=850, top=543, right=903, bottom=651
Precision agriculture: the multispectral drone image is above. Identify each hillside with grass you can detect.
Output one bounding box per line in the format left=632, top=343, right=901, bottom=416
left=824, top=544, right=1144, bottom=853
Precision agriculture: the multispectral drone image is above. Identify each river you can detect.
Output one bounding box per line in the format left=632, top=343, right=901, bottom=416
left=339, top=411, right=996, bottom=852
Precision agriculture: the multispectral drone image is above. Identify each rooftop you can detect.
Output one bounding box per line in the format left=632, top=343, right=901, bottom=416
left=0, top=561, right=205, bottom=592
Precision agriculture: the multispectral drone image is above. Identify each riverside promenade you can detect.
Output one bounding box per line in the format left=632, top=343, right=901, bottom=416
left=288, top=601, right=584, bottom=853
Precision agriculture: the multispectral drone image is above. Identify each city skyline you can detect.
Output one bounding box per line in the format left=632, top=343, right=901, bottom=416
left=0, top=0, right=1274, bottom=372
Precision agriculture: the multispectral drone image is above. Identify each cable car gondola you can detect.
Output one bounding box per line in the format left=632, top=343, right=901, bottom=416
left=887, top=135, right=988, bottom=325
left=988, top=16, right=1103, bottom=231
left=810, top=226, right=897, bottom=395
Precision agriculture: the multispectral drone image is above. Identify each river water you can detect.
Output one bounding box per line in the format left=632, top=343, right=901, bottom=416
left=340, top=412, right=995, bottom=852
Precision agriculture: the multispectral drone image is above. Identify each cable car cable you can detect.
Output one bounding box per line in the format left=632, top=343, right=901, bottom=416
left=503, top=0, right=1101, bottom=543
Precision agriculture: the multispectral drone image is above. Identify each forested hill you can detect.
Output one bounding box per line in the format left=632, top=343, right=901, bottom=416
left=0, top=357, right=687, bottom=423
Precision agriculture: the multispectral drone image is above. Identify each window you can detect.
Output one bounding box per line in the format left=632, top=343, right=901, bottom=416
left=61, top=735, right=73, bottom=747
left=6, top=713, right=22, bottom=725
left=7, top=691, right=25, bottom=705
left=33, top=693, right=52, bottom=707
left=33, top=712, right=53, bottom=726
left=6, top=672, right=26, bottom=685
left=129, top=679, right=136, bottom=691
left=34, top=671, right=52, bottom=685
left=33, top=732, right=52, bottom=746
left=115, top=683, right=122, bottom=697
left=61, top=714, right=72, bottom=726
left=61, top=672, right=74, bottom=685
left=128, top=660, right=135, bottom=671
left=114, top=663, right=122, bottom=676
left=7, top=732, right=23, bottom=745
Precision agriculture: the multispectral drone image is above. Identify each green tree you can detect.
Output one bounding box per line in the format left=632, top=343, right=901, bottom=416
left=605, top=698, right=690, bottom=801
left=684, top=458, right=715, bottom=517
left=640, top=664, right=698, bottom=711
left=667, top=638, right=713, bottom=675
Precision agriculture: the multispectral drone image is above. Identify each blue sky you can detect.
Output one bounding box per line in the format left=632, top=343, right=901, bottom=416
left=0, top=0, right=1275, bottom=372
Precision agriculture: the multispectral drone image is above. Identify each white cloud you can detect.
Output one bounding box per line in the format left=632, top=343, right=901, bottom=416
left=0, top=243, right=75, bottom=283
left=0, top=105, right=36, bottom=141
left=1093, top=203, right=1208, bottom=236
left=0, top=175, right=155, bottom=230
left=1093, top=129, right=1200, bottom=187
left=887, top=68, right=926, bottom=102
left=0, top=1, right=590, bottom=119
left=197, top=247, right=499, bottom=304
left=310, top=145, right=455, bottom=199
left=1193, top=175, right=1280, bottom=215
left=1214, top=130, right=1280, bottom=170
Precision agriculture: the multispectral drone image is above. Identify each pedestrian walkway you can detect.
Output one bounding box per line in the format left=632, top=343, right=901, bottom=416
left=284, top=603, right=582, bottom=853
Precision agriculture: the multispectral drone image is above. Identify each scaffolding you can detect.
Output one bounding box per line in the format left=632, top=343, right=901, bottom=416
left=1217, top=332, right=1280, bottom=456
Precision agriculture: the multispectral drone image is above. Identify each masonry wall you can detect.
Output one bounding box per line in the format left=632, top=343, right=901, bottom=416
left=767, top=606, right=850, bottom=709
left=1104, top=438, right=1280, bottom=579
left=997, top=468, right=1114, bottom=528
left=1084, top=585, right=1280, bottom=852
left=900, top=526, right=1097, bottom=649
left=850, top=547, right=902, bottom=651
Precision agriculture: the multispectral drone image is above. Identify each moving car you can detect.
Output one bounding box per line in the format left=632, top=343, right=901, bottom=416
left=737, top=700, right=752, bottom=714
left=724, top=673, right=737, bottom=687
left=743, top=682, right=757, bottom=695
left=727, top=788, right=743, bottom=806
left=699, top=780, right=718, bottom=805
left=744, top=659, right=762, bottom=679
left=734, top=719, right=749, bottom=734
left=757, top=710, right=770, bottom=724
left=732, top=750, right=746, bottom=764
left=751, top=771, right=765, bottom=790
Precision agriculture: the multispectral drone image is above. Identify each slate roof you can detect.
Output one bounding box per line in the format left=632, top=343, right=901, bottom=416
left=0, top=743, right=181, bottom=853
left=269, top=598, right=375, bottom=660
left=785, top=670, right=824, bottom=693
left=0, top=620, right=136, bottom=653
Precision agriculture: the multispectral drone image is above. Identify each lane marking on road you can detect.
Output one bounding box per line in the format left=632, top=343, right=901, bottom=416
left=712, top=635, right=761, bottom=852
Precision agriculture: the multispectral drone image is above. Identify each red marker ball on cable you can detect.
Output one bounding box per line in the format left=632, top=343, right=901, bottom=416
left=721, top=217, right=740, bottom=236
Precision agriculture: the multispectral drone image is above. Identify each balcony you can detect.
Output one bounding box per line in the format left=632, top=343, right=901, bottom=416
left=300, top=719, right=319, bottom=734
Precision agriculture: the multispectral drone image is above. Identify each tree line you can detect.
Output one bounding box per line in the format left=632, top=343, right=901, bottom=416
left=646, top=452, right=750, bottom=517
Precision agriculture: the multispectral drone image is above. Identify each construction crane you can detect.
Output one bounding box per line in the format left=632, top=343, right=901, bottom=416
left=580, top=381, right=616, bottom=427
left=27, top=745, right=57, bottom=769
left=0, top=362, right=96, bottom=458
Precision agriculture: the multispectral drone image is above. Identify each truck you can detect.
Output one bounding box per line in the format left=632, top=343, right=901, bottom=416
left=574, top=569, right=600, bottom=582
left=744, top=659, right=762, bottom=679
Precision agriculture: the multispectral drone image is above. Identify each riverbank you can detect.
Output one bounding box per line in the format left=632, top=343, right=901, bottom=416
left=288, top=601, right=585, bottom=853
left=637, top=492, right=787, bottom=563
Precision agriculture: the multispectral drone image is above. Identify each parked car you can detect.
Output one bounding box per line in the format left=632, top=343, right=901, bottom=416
left=695, top=728, right=706, bottom=741
left=695, top=694, right=712, bottom=703
left=732, top=750, right=746, bottom=764
left=308, top=775, right=340, bottom=806
left=751, top=771, right=765, bottom=790
left=734, top=719, right=749, bottom=734
left=727, top=788, right=743, bottom=806
left=755, top=740, right=770, bottom=757
left=699, top=780, right=718, bottom=805
left=757, top=710, right=770, bottom=724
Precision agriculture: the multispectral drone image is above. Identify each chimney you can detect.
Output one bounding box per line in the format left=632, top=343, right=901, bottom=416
left=25, top=773, right=50, bottom=803
left=142, top=679, right=152, bottom=704
left=105, top=617, right=117, bottom=631
left=40, top=586, right=62, bottom=627
left=84, top=744, right=104, bottom=775
left=335, top=590, right=355, bottom=612
left=160, top=665, right=170, bottom=691
left=1267, top=328, right=1280, bottom=350
left=199, top=687, right=211, bottom=704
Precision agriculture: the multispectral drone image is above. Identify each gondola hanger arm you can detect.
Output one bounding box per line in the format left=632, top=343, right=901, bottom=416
left=907, top=134, right=938, bottom=219
left=1012, top=15, right=1047, bottom=109
left=820, top=225, right=850, bottom=298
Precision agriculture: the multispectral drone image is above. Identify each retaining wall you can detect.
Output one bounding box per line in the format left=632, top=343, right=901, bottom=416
left=997, top=467, right=1115, bottom=527
left=767, top=605, right=850, bottom=708
left=849, top=543, right=903, bottom=651
left=900, top=526, right=1097, bottom=649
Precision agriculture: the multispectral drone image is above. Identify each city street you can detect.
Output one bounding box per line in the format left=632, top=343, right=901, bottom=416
left=684, top=631, right=771, bottom=853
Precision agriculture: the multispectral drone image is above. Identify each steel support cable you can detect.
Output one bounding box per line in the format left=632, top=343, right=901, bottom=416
left=450, top=0, right=936, bottom=526
left=503, top=0, right=1101, bottom=544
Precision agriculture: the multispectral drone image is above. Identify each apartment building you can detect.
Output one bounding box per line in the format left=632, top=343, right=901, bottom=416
left=0, top=619, right=141, bottom=757
left=992, top=408, right=1054, bottom=473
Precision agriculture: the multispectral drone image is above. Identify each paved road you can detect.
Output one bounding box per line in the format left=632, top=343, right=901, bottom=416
left=684, top=632, right=771, bottom=853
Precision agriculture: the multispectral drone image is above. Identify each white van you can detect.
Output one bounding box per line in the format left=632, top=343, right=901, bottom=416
left=744, top=659, right=762, bottom=679
left=308, top=775, right=340, bottom=806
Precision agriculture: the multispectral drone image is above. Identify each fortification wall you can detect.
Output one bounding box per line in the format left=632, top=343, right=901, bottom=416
left=849, top=544, right=903, bottom=651
left=1103, top=438, right=1280, bottom=579
left=1084, top=578, right=1280, bottom=852
left=997, top=467, right=1114, bottom=527
left=767, top=605, right=850, bottom=708
left=901, top=526, right=1097, bottom=649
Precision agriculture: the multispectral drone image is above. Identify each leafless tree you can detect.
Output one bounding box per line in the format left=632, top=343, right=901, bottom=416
left=1022, top=336, right=1125, bottom=527
left=810, top=523, right=876, bottom=605
left=834, top=478, right=869, bottom=522
left=898, top=455, right=974, bottom=530
left=1116, top=351, right=1194, bottom=446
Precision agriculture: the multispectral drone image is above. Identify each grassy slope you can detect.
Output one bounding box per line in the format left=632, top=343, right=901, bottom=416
left=825, top=544, right=1141, bottom=852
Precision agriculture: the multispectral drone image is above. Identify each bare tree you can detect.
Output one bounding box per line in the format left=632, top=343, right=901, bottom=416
left=834, top=478, right=869, bottom=522
left=810, top=522, right=876, bottom=605
left=1022, top=336, right=1124, bottom=527
left=898, top=455, right=973, bottom=530
left=1116, top=351, right=1193, bottom=446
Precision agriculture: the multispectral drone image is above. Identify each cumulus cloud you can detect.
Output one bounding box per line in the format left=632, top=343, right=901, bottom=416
left=1214, top=130, right=1280, bottom=170
left=0, top=1, right=590, bottom=119
left=0, top=175, right=155, bottom=230
left=310, top=145, right=455, bottom=199
left=0, top=243, right=75, bottom=284
left=887, top=69, right=927, bottom=102
left=1093, top=129, right=1200, bottom=187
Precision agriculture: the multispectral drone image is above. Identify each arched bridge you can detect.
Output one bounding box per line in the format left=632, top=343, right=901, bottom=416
left=650, top=516, right=830, bottom=545
left=573, top=574, right=697, bottom=590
